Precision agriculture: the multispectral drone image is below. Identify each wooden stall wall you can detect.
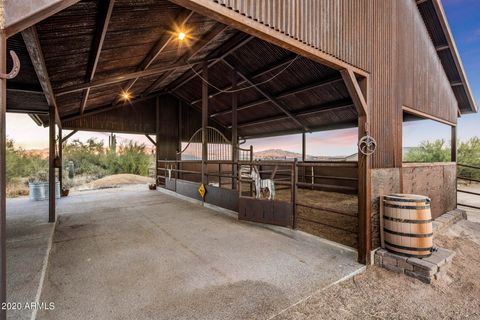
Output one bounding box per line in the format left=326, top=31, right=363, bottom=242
left=63, top=97, right=157, bottom=134
left=203, top=0, right=459, bottom=169
left=401, top=163, right=457, bottom=219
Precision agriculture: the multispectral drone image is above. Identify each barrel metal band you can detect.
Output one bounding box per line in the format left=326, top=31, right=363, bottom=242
left=383, top=197, right=430, bottom=204
left=384, top=203, right=430, bottom=210
left=383, top=216, right=432, bottom=224
left=384, top=241, right=432, bottom=252
left=383, top=228, right=433, bottom=238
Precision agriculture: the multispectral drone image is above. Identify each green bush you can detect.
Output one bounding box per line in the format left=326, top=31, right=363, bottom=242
left=404, top=137, right=480, bottom=179
left=62, top=138, right=152, bottom=178
left=6, top=138, right=48, bottom=183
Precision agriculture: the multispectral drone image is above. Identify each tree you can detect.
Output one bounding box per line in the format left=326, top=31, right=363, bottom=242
left=403, top=139, right=450, bottom=163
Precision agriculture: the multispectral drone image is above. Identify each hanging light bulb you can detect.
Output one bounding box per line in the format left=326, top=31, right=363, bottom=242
left=120, top=90, right=131, bottom=101
left=178, top=31, right=186, bottom=41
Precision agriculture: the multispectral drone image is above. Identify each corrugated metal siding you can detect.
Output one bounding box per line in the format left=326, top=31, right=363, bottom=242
left=215, top=0, right=370, bottom=70
left=208, top=0, right=458, bottom=168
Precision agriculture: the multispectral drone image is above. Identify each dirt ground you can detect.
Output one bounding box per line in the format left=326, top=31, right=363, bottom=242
left=73, top=173, right=154, bottom=190
left=272, top=211, right=480, bottom=320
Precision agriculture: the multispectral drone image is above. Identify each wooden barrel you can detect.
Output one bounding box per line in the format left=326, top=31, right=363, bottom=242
left=383, top=194, right=433, bottom=257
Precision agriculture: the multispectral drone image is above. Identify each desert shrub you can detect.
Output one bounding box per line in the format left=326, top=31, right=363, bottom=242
left=404, top=137, right=480, bottom=179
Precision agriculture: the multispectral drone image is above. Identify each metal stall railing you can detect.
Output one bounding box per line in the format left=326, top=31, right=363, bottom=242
left=457, top=163, right=480, bottom=210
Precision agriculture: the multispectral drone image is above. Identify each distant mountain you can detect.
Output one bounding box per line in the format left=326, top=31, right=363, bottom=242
left=253, top=149, right=354, bottom=161
left=254, top=149, right=303, bottom=160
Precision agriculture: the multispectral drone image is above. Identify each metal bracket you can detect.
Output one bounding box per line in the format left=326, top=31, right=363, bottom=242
left=0, top=50, right=20, bottom=80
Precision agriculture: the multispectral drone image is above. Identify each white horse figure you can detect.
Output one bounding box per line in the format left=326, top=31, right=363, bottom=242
left=251, top=166, right=275, bottom=200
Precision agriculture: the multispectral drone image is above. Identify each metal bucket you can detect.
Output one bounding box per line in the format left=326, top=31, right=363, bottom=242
left=29, top=182, right=61, bottom=201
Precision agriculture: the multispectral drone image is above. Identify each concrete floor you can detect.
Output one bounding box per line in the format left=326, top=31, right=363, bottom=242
left=6, top=197, right=55, bottom=320
left=9, top=186, right=363, bottom=320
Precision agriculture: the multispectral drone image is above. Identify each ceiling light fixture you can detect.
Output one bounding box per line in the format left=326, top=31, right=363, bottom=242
left=178, top=31, right=186, bottom=41
left=120, top=91, right=131, bottom=101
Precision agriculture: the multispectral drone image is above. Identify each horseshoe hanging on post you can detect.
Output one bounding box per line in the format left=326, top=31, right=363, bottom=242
left=0, top=50, right=20, bottom=80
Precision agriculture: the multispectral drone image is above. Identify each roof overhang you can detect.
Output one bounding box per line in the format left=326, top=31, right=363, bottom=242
left=417, top=0, right=477, bottom=114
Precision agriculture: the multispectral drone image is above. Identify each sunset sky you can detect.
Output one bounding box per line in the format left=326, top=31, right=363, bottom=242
left=6, top=0, right=480, bottom=157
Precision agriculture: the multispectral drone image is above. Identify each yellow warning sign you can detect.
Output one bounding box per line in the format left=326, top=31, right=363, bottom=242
left=198, top=183, right=206, bottom=198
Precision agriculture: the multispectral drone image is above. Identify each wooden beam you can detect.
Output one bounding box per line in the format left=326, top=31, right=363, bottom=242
left=402, top=105, right=456, bottom=126
left=231, top=69, right=238, bottom=189
left=58, top=128, right=62, bottom=191
left=5, top=0, right=81, bottom=38
left=357, top=115, right=371, bottom=265
left=0, top=30, right=7, bottom=320
left=232, top=99, right=354, bottom=128
left=61, top=94, right=160, bottom=122
left=113, top=10, right=194, bottom=104
left=451, top=125, right=457, bottom=162
left=191, top=54, right=297, bottom=105
left=201, top=63, right=208, bottom=185
left=145, top=134, right=156, bottom=145
left=435, top=44, right=449, bottom=51
left=211, top=74, right=344, bottom=118
left=49, top=105, right=56, bottom=223
left=302, top=132, right=306, bottom=161
left=55, top=60, right=213, bottom=97
left=22, top=26, right=62, bottom=128
left=341, top=69, right=368, bottom=118
left=222, top=58, right=310, bottom=132
left=79, top=0, right=115, bottom=115
left=168, top=35, right=254, bottom=93
left=61, top=130, right=78, bottom=143
left=155, top=97, right=160, bottom=185
left=142, top=23, right=229, bottom=96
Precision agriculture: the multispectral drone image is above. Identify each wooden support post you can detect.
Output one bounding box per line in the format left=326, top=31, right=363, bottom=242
left=343, top=70, right=371, bottom=265
left=0, top=30, right=7, bottom=320
left=156, top=97, right=160, bottom=186
left=292, top=159, right=298, bottom=229
left=451, top=125, right=457, bottom=162
left=49, top=105, right=56, bottom=223
left=58, top=127, right=62, bottom=191
left=358, top=115, right=371, bottom=264
left=231, top=70, right=238, bottom=189
left=302, top=132, right=306, bottom=161
left=201, top=63, right=208, bottom=186
left=178, top=101, right=182, bottom=180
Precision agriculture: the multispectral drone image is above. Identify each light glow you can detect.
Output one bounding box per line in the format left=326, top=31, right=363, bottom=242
left=178, top=32, right=186, bottom=41
left=120, top=90, right=132, bottom=101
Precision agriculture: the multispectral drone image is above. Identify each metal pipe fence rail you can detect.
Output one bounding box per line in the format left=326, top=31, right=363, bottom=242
left=457, top=163, right=480, bottom=210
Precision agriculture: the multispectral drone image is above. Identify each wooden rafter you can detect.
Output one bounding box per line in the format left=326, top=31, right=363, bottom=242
left=21, top=26, right=62, bottom=127
left=168, top=34, right=254, bottom=93
left=111, top=10, right=194, bottom=104
left=142, top=23, right=230, bottom=96
left=191, top=54, right=297, bottom=105
left=221, top=58, right=310, bottom=132
left=55, top=59, right=213, bottom=97
left=145, top=134, right=156, bottom=145
left=211, top=74, right=344, bottom=118
left=79, top=0, right=115, bottom=115
left=230, top=99, right=354, bottom=128
left=61, top=130, right=78, bottom=143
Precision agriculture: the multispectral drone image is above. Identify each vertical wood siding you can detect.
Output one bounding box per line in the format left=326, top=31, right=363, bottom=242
left=210, top=0, right=459, bottom=168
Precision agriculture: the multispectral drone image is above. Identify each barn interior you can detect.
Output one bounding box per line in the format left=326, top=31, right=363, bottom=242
left=6, top=0, right=365, bottom=257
